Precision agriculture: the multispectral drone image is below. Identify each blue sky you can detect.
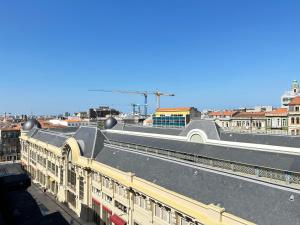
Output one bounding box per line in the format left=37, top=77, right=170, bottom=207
left=0, top=0, right=300, bottom=115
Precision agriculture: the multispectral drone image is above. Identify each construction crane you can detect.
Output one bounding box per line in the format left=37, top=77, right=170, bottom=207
left=131, top=103, right=147, bottom=116
left=153, top=91, right=175, bottom=109
left=88, top=89, right=175, bottom=116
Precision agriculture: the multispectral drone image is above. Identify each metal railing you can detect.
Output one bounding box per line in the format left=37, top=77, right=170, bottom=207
left=105, top=140, right=300, bottom=187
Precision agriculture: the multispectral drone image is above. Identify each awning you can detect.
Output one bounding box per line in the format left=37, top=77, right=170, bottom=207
left=110, top=214, right=126, bottom=225
left=92, top=198, right=101, bottom=205
left=102, top=205, right=112, bottom=214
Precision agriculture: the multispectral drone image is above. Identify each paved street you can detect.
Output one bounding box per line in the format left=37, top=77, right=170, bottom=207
left=28, top=183, right=93, bottom=225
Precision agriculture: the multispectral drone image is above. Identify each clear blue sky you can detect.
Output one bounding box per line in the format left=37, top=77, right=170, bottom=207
left=0, top=0, right=299, bottom=115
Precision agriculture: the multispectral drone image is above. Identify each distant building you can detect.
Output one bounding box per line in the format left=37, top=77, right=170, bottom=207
left=89, top=106, right=120, bottom=119
left=288, top=96, right=300, bottom=135
left=208, top=111, right=238, bottom=128
left=74, top=111, right=88, bottom=119
left=231, top=111, right=266, bottom=132
left=64, top=112, right=71, bottom=117
left=49, top=118, right=90, bottom=127
left=153, top=107, right=201, bottom=127
left=281, top=80, right=300, bottom=107
left=265, top=108, right=288, bottom=133
left=0, top=127, right=21, bottom=161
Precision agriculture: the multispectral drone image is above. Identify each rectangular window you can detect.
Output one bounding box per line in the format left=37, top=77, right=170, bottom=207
left=155, top=205, right=161, bottom=217
left=79, top=177, right=84, bottom=200
left=67, top=190, right=76, bottom=207
left=60, top=168, right=63, bottom=184
left=181, top=218, right=190, bottom=225
left=162, top=208, right=170, bottom=223
left=115, top=200, right=127, bottom=213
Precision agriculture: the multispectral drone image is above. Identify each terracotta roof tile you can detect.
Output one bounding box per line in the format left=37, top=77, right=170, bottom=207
left=289, top=96, right=300, bottom=105
left=265, top=108, right=288, bottom=116
left=209, top=111, right=237, bottom=117
left=233, top=111, right=266, bottom=118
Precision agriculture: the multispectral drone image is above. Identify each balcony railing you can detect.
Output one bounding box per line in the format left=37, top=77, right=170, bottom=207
left=104, top=140, right=300, bottom=188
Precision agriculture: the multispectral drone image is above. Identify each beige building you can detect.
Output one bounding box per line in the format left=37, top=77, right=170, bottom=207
left=230, top=112, right=266, bottom=132
left=265, top=108, right=288, bottom=134
left=20, top=118, right=300, bottom=225
left=208, top=111, right=238, bottom=128
left=288, top=96, right=300, bottom=135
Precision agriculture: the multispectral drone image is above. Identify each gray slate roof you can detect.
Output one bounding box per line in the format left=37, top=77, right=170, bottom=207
left=30, top=130, right=68, bottom=147
left=73, top=126, right=105, bottom=158
left=180, top=120, right=221, bottom=140
left=104, top=132, right=300, bottom=173
left=95, top=146, right=300, bottom=225
left=111, top=123, right=183, bottom=136
left=220, top=132, right=300, bottom=148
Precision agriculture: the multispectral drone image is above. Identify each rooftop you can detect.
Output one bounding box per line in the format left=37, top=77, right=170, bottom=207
left=265, top=108, right=288, bottom=116
left=156, top=107, right=192, bottom=112
left=233, top=111, right=266, bottom=118
left=289, top=96, right=300, bottom=105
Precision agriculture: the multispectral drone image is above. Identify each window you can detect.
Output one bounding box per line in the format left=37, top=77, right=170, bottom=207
left=162, top=208, right=170, bottom=223
left=67, top=190, right=76, bottom=207
left=291, top=117, right=295, bottom=124
left=92, top=186, right=101, bottom=196
left=115, top=200, right=127, bottom=213
left=154, top=204, right=171, bottom=223
left=155, top=205, right=161, bottom=217
left=283, top=119, right=287, bottom=127
left=296, top=106, right=299, bottom=112
left=102, top=177, right=110, bottom=189
left=180, top=218, right=190, bottom=225
left=134, top=194, right=146, bottom=209
left=297, top=117, right=300, bottom=124
left=102, top=193, right=112, bottom=203
left=79, top=177, right=84, bottom=200
left=60, top=168, right=63, bottom=184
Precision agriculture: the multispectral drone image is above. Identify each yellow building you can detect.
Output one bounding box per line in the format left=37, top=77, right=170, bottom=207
left=153, top=107, right=201, bottom=127
left=20, top=118, right=300, bottom=225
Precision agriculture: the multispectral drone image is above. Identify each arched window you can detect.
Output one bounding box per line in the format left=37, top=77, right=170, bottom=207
left=65, top=146, right=76, bottom=190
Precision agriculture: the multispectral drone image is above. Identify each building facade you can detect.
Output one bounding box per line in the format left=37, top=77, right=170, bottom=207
left=281, top=80, right=300, bottom=107
left=0, top=128, right=21, bottom=161
left=19, top=119, right=260, bottom=225
left=288, top=96, right=300, bottom=135
left=230, top=112, right=266, bottom=132
left=153, top=107, right=201, bottom=128
left=265, top=108, right=288, bottom=134
left=208, top=111, right=238, bottom=129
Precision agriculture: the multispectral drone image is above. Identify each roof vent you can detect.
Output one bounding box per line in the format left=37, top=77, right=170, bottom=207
left=290, top=194, right=295, bottom=202
left=193, top=171, right=198, bottom=176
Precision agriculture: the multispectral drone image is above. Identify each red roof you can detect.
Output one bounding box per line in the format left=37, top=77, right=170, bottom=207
left=209, top=111, right=237, bottom=117
left=265, top=108, right=288, bottom=116
left=289, top=96, right=300, bottom=105
left=233, top=111, right=266, bottom=118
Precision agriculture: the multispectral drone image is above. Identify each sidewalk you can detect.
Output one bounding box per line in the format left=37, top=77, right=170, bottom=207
left=28, top=183, right=95, bottom=225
